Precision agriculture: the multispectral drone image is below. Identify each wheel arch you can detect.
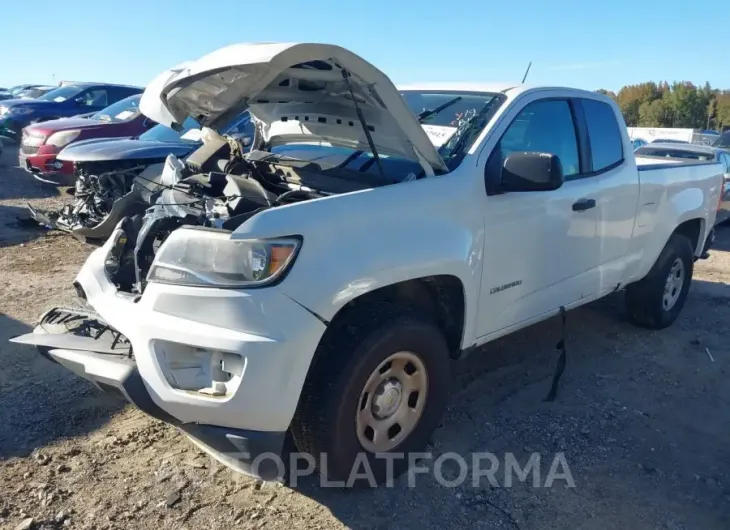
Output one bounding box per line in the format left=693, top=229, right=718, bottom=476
left=319, top=275, right=467, bottom=358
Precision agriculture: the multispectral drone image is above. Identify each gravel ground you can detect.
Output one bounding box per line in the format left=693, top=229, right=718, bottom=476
left=1, top=144, right=729, bottom=530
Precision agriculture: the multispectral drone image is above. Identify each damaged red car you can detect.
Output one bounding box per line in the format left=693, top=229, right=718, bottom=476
left=19, top=94, right=156, bottom=184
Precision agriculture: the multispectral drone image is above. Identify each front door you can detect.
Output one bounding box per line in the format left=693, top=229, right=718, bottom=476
left=476, top=98, right=601, bottom=337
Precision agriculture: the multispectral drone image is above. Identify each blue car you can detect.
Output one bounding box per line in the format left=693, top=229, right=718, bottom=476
left=0, top=83, right=142, bottom=141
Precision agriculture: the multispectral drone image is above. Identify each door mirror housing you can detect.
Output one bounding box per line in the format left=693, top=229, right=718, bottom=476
left=499, top=152, right=564, bottom=192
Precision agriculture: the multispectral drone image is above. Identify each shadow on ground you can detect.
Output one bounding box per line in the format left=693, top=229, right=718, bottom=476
left=0, top=314, right=127, bottom=461
left=0, top=204, right=51, bottom=247
left=712, top=223, right=730, bottom=253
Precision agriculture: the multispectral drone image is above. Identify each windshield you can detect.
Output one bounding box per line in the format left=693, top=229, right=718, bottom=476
left=92, top=95, right=141, bottom=123
left=139, top=116, right=201, bottom=143
left=17, top=87, right=52, bottom=99
left=400, top=90, right=503, bottom=164
left=713, top=133, right=730, bottom=148
left=636, top=146, right=715, bottom=161
left=37, top=85, right=85, bottom=102
left=10, top=85, right=34, bottom=96
left=268, top=143, right=423, bottom=183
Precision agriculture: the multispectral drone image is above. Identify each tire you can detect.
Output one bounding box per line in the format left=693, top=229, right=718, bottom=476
left=290, top=302, right=451, bottom=486
left=625, top=233, right=694, bottom=329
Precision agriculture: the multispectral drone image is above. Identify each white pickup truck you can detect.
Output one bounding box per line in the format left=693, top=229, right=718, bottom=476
left=12, top=43, right=723, bottom=485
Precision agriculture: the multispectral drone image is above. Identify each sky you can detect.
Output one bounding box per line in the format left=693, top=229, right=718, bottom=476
left=1, top=0, right=729, bottom=93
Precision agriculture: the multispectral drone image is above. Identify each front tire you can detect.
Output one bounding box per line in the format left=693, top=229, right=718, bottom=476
left=290, top=302, right=451, bottom=485
left=625, top=233, right=694, bottom=329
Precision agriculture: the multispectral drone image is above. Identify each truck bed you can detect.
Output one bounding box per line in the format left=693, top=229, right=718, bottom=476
left=635, top=155, right=720, bottom=171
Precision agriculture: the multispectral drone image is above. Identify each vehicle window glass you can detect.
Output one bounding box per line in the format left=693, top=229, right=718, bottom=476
left=399, top=90, right=503, bottom=167
left=497, top=99, right=580, bottom=177
left=37, top=85, right=84, bottom=102
left=91, top=95, right=141, bottom=123
left=139, top=117, right=201, bottom=143
left=270, top=143, right=422, bottom=181
left=77, top=89, right=108, bottom=107
left=582, top=99, right=623, bottom=171
left=224, top=113, right=253, bottom=136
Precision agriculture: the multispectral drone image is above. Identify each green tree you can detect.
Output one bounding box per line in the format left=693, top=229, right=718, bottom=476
left=663, top=82, right=708, bottom=128
left=715, top=91, right=730, bottom=130
left=616, top=82, right=661, bottom=126
left=638, top=98, right=670, bottom=127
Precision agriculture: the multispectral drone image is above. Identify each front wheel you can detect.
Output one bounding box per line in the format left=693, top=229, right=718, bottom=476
left=290, top=302, right=451, bottom=485
left=625, top=233, right=694, bottom=329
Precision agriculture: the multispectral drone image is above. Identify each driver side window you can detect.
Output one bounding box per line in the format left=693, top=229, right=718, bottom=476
left=498, top=99, right=580, bottom=178
left=77, top=89, right=108, bottom=107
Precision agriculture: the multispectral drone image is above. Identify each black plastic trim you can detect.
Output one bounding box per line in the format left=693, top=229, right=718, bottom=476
left=180, top=424, right=286, bottom=480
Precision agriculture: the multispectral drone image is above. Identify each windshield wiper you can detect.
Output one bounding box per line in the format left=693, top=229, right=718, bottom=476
left=416, top=96, right=462, bottom=123
left=444, top=99, right=499, bottom=165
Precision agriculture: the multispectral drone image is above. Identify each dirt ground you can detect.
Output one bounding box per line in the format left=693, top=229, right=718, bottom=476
left=1, top=143, right=729, bottom=530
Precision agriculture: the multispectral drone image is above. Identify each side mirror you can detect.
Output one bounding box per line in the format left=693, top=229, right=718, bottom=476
left=499, top=152, right=564, bottom=193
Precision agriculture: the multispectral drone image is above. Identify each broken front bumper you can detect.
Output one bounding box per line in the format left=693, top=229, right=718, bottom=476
left=11, top=231, right=328, bottom=478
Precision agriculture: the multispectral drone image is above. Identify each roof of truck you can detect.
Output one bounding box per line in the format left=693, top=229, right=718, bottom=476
left=396, top=83, right=611, bottom=100
left=397, top=82, right=519, bottom=93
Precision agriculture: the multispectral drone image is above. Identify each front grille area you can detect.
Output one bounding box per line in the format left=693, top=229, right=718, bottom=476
left=21, top=145, right=39, bottom=155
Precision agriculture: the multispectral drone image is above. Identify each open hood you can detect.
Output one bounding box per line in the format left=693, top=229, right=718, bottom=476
left=139, top=43, right=447, bottom=174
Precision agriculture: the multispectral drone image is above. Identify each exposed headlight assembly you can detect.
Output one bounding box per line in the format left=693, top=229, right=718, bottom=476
left=46, top=129, right=82, bottom=148
left=147, top=227, right=301, bottom=288
left=5, top=106, right=34, bottom=116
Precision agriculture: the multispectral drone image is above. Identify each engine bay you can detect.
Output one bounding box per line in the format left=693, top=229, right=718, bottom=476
left=104, top=137, right=383, bottom=294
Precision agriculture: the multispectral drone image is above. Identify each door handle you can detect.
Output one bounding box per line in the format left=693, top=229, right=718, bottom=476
left=572, top=198, right=596, bottom=212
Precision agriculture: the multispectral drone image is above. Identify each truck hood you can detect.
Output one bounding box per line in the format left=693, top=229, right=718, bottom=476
left=58, top=137, right=197, bottom=163
left=0, top=98, right=58, bottom=109
left=140, top=42, right=447, bottom=174
left=24, top=117, right=102, bottom=136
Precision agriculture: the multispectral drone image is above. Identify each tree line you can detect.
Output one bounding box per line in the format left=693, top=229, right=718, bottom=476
left=596, top=82, right=730, bottom=131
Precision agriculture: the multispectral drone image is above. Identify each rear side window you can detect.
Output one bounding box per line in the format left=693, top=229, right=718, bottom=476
left=582, top=99, right=624, bottom=171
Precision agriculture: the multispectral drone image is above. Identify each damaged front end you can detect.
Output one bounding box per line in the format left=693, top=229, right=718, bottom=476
left=10, top=305, right=182, bottom=426
left=28, top=159, right=166, bottom=243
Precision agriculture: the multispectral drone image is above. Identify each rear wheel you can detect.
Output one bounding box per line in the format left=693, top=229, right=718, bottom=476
left=625, top=233, right=694, bottom=329
left=290, top=302, right=451, bottom=486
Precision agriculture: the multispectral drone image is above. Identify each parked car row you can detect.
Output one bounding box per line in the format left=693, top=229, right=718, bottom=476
left=0, top=82, right=143, bottom=142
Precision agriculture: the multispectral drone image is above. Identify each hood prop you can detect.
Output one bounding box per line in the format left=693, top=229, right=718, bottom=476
left=340, top=68, right=386, bottom=180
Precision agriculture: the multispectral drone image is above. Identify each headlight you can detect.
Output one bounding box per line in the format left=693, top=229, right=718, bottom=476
left=0, top=106, right=7, bottom=117
left=46, top=129, right=81, bottom=148
left=147, top=227, right=301, bottom=288
left=22, top=133, right=46, bottom=147
left=5, top=106, right=34, bottom=116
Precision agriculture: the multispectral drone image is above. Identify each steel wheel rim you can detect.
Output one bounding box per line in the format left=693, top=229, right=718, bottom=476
left=663, top=258, right=685, bottom=311
left=356, top=351, right=428, bottom=453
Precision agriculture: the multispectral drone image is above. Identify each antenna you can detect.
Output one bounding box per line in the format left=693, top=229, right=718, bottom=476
left=521, top=62, right=532, bottom=84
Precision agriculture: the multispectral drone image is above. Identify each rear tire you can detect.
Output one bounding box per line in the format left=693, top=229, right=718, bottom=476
left=625, top=233, right=694, bottom=329
left=290, top=302, right=451, bottom=486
